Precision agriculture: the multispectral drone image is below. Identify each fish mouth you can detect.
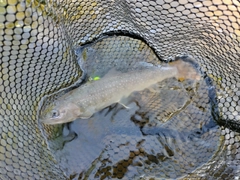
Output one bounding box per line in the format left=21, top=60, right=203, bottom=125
left=39, top=118, right=64, bottom=125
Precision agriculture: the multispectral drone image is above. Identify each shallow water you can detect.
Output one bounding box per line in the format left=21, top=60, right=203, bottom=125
left=39, top=36, right=222, bottom=179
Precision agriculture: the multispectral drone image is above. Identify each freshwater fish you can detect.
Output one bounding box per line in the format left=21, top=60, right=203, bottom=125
left=39, top=60, right=201, bottom=124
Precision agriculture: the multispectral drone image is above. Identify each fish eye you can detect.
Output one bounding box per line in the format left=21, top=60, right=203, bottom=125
left=51, top=110, right=59, bottom=118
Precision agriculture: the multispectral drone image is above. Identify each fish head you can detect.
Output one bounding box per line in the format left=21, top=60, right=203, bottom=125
left=39, top=101, right=82, bottom=125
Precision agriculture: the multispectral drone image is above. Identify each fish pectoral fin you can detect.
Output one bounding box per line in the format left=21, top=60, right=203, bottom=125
left=80, top=116, right=92, bottom=119
left=77, top=108, right=94, bottom=119
left=78, top=112, right=93, bottom=119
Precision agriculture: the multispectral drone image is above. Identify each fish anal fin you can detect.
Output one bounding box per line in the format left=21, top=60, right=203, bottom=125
left=147, top=83, right=162, bottom=93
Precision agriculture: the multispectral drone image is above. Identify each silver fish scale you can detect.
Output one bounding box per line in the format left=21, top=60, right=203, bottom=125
left=76, top=68, right=168, bottom=109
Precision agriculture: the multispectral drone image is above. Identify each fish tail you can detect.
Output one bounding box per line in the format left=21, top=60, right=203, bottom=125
left=170, top=60, right=201, bottom=81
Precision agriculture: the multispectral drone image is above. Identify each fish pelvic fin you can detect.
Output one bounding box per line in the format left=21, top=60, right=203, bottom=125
left=118, top=97, right=133, bottom=109
left=118, top=102, right=130, bottom=109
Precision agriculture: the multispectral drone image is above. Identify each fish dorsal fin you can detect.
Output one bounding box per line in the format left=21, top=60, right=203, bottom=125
left=103, top=68, right=122, bottom=78
left=135, top=61, right=154, bottom=67
left=133, top=61, right=161, bottom=69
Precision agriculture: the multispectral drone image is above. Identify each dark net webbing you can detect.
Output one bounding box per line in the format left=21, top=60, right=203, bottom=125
left=0, top=0, right=240, bottom=179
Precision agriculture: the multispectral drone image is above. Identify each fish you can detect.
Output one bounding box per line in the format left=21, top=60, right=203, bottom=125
left=39, top=60, right=201, bottom=124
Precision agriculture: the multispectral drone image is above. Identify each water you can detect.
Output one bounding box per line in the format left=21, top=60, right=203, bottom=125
left=40, top=35, right=222, bottom=179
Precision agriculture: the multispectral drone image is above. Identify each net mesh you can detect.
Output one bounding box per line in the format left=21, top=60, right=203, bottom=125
left=0, top=0, right=240, bottom=179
